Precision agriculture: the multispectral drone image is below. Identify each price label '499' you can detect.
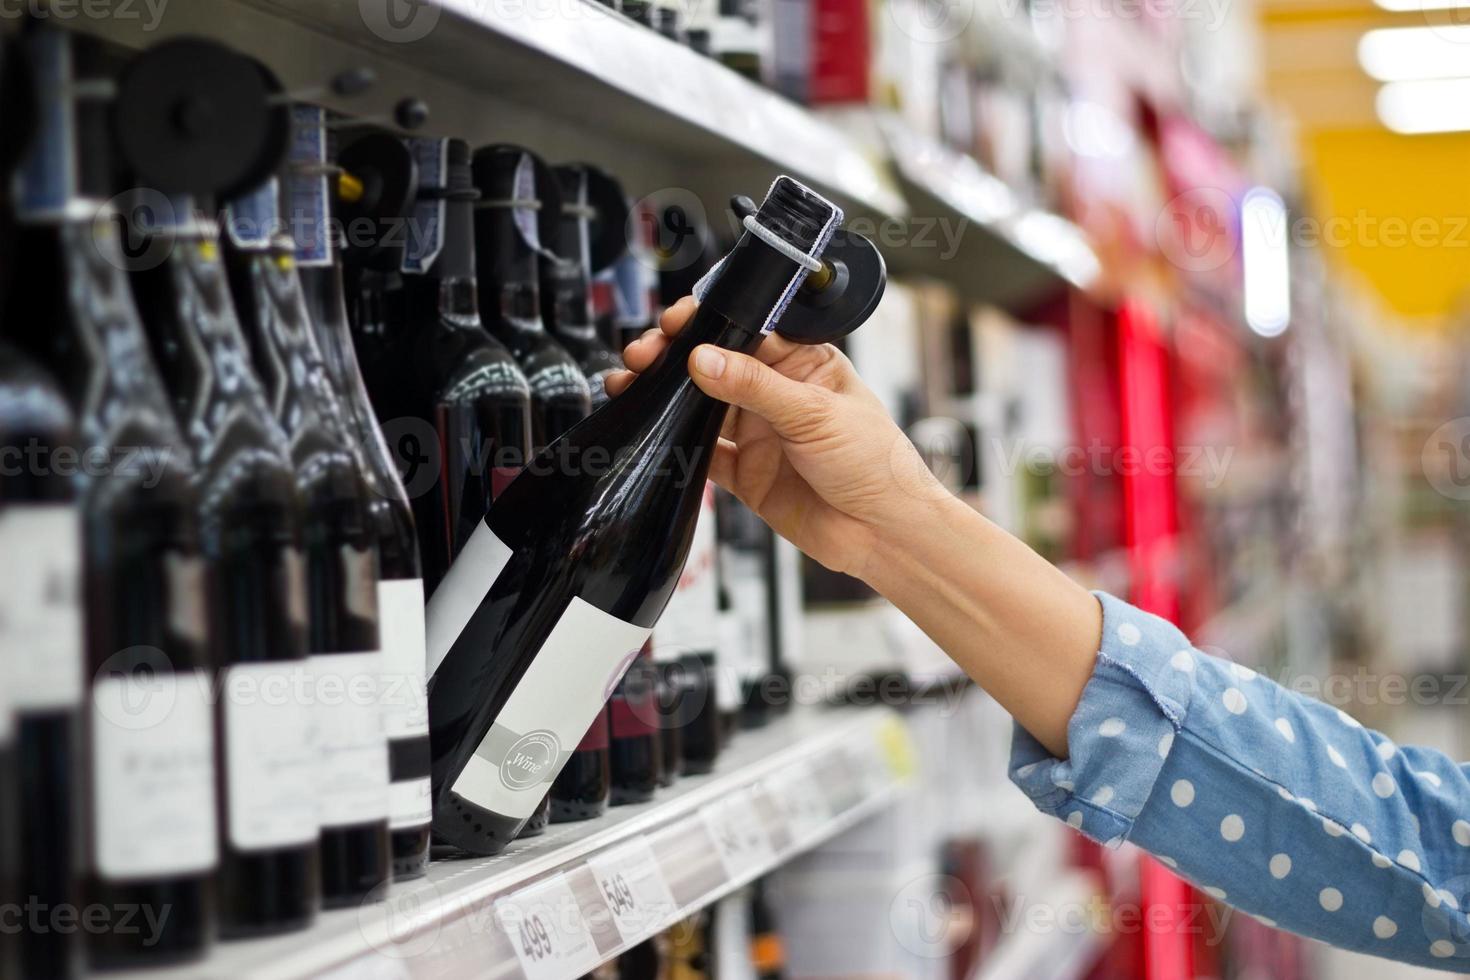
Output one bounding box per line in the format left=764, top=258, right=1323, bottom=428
left=496, top=874, right=600, bottom=980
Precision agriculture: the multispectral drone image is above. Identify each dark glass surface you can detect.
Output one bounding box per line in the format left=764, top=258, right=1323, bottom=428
left=427, top=181, right=832, bottom=855
left=130, top=215, right=319, bottom=938
left=550, top=709, right=612, bottom=821
left=223, top=191, right=390, bottom=910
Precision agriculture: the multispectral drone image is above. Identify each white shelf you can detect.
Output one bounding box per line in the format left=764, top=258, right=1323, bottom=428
left=67, top=0, right=1100, bottom=313
left=137, top=707, right=913, bottom=980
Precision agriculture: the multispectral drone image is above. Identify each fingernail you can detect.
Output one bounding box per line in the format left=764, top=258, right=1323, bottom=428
left=693, top=346, right=726, bottom=379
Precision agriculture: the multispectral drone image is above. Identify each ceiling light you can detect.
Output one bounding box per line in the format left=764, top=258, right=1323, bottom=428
left=1359, top=25, right=1470, bottom=82
left=1376, top=77, right=1470, bottom=133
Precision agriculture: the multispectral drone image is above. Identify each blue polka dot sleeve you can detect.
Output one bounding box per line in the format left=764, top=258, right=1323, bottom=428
left=1010, top=591, right=1470, bottom=970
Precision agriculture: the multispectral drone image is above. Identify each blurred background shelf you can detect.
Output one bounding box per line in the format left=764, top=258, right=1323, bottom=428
left=142, top=707, right=913, bottom=980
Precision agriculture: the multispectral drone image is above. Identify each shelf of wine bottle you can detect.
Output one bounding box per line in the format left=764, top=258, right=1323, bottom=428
left=61, top=0, right=1100, bottom=313
left=134, top=706, right=912, bottom=980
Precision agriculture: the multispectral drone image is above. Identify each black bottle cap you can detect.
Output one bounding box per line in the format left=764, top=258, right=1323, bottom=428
left=553, top=162, right=630, bottom=274
left=471, top=144, right=562, bottom=252
left=112, top=37, right=291, bottom=203
left=0, top=35, right=36, bottom=183
left=337, top=129, right=417, bottom=268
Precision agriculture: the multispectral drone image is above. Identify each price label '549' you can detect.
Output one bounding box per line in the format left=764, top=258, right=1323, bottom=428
left=587, top=838, right=677, bottom=945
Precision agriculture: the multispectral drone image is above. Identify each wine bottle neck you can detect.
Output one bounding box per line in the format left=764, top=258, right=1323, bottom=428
left=476, top=205, right=545, bottom=332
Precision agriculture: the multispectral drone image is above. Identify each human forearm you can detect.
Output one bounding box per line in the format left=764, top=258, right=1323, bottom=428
left=858, top=493, right=1101, bottom=758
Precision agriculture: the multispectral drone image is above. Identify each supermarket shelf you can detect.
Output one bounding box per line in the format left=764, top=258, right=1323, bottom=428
left=141, top=707, right=914, bottom=980
left=60, top=0, right=1100, bottom=313
left=972, top=871, right=1105, bottom=980
left=876, top=115, right=1102, bottom=311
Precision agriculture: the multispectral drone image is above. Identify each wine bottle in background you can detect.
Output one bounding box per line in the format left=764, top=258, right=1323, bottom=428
left=354, top=136, right=533, bottom=603
left=541, top=163, right=629, bottom=408
left=470, top=144, right=599, bottom=828
left=223, top=172, right=391, bottom=908
left=0, top=340, right=82, bottom=980
left=762, top=535, right=799, bottom=718
left=0, top=31, right=83, bottom=980
left=425, top=176, right=855, bottom=856
left=654, top=641, right=684, bottom=787
left=0, top=675, right=12, bottom=980
left=750, top=880, right=787, bottom=980
left=618, top=933, right=670, bottom=979
left=290, top=106, right=432, bottom=881
left=117, top=37, right=322, bottom=937
left=471, top=146, right=593, bottom=445
left=715, top=489, right=774, bottom=729
left=8, top=29, right=219, bottom=968
left=607, top=198, right=661, bottom=353
left=657, top=484, right=725, bottom=773
left=608, top=645, right=662, bottom=805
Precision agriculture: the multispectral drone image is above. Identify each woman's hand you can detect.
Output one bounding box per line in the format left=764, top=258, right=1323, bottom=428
left=605, top=296, right=947, bottom=583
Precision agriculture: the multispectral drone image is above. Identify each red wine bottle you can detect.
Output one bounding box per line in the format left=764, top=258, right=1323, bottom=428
left=470, top=145, right=604, bottom=827
left=223, top=176, right=391, bottom=908
left=355, top=137, right=533, bottom=600
left=541, top=163, right=628, bottom=408
left=658, top=484, right=726, bottom=773
left=608, top=646, right=662, bottom=805
left=129, top=195, right=322, bottom=937
left=291, top=107, right=432, bottom=881
left=425, top=176, right=852, bottom=855
left=9, top=29, right=219, bottom=969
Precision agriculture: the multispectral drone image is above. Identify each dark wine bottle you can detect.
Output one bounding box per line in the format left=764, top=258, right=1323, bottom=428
left=8, top=29, right=220, bottom=969
left=291, top=106, right=432, bottom=881
left=715, top=489, right=774, bottom=730
left=541, top=163, right=628, bottom=408
left=0, top=30, right=82, bottom=980
left=223, top=175, right=391, bottom=908
left=0, top=675, right=12, bottom=980
left=425, top=176, right=853, bottom=856
left=470, top=145, right=601, bottom=828
left=608, top=646, right=662, bottom=805
left=0, top=341, right=82, bottom=980
left=658, top=484, right=726, bottom=774
left=471, top=146, right=593, bottom=445
left=128, top=195, right=323, bottom=937
left=357, top=137, right=533, bottom=601
left=750, top=880, right=787, bottom=980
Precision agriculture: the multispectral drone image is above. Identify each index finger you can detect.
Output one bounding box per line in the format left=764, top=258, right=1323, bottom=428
left=658, top=294, right=802, bottom=367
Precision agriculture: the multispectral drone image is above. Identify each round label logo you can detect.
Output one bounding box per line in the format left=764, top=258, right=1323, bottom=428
left=500, top=730, right=561, bottom=791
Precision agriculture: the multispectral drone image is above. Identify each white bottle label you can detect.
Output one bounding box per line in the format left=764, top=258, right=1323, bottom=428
left=653, top=485, right=719, bottom=663
left=0, top=506, right=83, bottom=711
left=310, top=651, right=389, bottom=828
left=380, top=579, right=429, bottom=741
left=223, top=662, right=318, bottom=851
left=426, top=522, right=515, bottom=678
left=380, top=578, right=432, bottom=831
left=91, top=671, right=218, bottom=879
left=452, top=597, right=651, bottom=820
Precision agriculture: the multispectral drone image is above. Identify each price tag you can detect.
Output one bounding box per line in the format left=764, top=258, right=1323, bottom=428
left=587, top=838, right=678, bottom=945
left=772, top=763, right=833, bottom=845
left=496, top=874, right=600, bottom=980
left=701, top=789, right=775, bottom=881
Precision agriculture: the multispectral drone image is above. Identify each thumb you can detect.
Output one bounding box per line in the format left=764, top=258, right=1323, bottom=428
left=689, top=344, right=827, bottom=437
